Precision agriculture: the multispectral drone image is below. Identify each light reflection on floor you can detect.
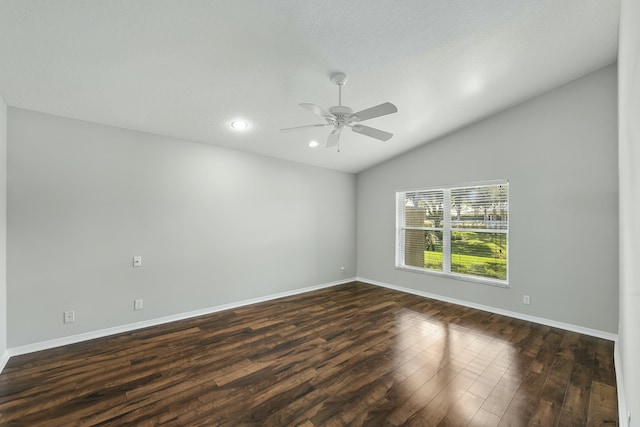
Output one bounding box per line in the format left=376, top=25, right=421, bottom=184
left=389, top=308, right=521, bottom=425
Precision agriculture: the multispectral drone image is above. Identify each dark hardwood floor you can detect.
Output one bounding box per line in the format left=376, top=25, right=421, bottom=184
left=0, top=282, right=618, bottom=426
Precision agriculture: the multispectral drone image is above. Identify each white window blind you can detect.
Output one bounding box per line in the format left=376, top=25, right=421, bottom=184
left=396, top=181, right=509, bottom=285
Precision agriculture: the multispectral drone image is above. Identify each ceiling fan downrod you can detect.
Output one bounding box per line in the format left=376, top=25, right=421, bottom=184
left=331, top=72, right=347, bottom=107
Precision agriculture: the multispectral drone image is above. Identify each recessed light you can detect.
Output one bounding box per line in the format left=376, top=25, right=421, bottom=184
left=230, top=120, right=249, bottom=131
left=308, top=140, right=319, bottom=148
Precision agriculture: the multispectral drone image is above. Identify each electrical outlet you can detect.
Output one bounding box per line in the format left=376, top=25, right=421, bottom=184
left=134, top=299, right=143, bottom=310
left=523, top=295, right=531, bottom=305
left=133, top=256, right=142, bottom=267
left=340, top=266, right=346, bottom=273
left=63, top=310, right=75, bottom=323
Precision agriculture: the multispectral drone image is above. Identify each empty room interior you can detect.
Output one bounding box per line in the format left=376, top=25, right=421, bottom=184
left=0, top=1, right=639, bottom=426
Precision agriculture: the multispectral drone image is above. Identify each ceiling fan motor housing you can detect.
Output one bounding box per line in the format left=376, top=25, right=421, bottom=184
left=328, top=106, right=353, bottom=128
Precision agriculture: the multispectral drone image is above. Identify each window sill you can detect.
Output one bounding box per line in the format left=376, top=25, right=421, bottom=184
left=395, top=265, right=509, bottom=288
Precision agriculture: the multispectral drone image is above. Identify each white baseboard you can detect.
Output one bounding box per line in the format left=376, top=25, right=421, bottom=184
left=614, top=341, right=629, bottom=427
left=6, top=277, right=355, bottom=359
left=0, top=350, right=9, bottom=374
left=356, top=277, right=617, bottom=341
left=3, top=276, right=617, bottom=367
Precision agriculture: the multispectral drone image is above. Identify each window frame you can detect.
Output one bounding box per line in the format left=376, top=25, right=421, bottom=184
left=395, top=180, right=509, bottom=287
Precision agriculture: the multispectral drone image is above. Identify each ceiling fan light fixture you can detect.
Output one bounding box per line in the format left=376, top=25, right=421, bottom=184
left=230, top=120, right=249, bottom=131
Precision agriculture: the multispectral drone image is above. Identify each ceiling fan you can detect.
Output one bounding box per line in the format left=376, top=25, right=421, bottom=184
left=280, top=72, right=398, bottom=149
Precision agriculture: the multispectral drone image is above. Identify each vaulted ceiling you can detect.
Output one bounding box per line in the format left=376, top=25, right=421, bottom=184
left=0, top=1, right=620, bottom=173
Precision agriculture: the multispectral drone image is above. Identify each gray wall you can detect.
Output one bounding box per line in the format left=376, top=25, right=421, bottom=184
left=7, top=109, right=356, bottom=347
left=619, top=0, right=640, bottom=424
left=357, top=64, right=618, bottom=333
left=0, top=94, right=6, bottom=359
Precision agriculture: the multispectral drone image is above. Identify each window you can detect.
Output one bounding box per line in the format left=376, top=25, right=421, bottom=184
left=396, top=181, right=509, bottom=286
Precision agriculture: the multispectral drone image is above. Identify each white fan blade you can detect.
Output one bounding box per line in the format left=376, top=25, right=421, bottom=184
left=300, top=103, right=333, bottom=119
left=280, top=123, right=328, bottom=132
left=326, top=128, right=341, bottom=147
left=351, top=124, right=393, bottom=141
left=351, top=102, right=397, bottom=122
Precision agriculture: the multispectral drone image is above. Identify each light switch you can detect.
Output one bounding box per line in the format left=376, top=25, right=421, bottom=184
left=133, top=256, right=142, bottom=267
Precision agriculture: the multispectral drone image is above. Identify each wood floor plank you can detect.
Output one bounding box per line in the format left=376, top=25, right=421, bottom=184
left=0, top=282, right=618, bottom=426
left=588, top=381, right=618, bottom=427
left=496, top=328, right=565, bottom=426
left=528, top=332, right=579, bottom=425
left=470, top=408, right=502, bottom=427
left=437, top=391, right=485, bottom=426
left=557, top=334, right=597, bottom=426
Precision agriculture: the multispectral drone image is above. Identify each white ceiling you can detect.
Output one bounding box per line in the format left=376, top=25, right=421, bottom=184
left=0, top=0, right=620, bottom=173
